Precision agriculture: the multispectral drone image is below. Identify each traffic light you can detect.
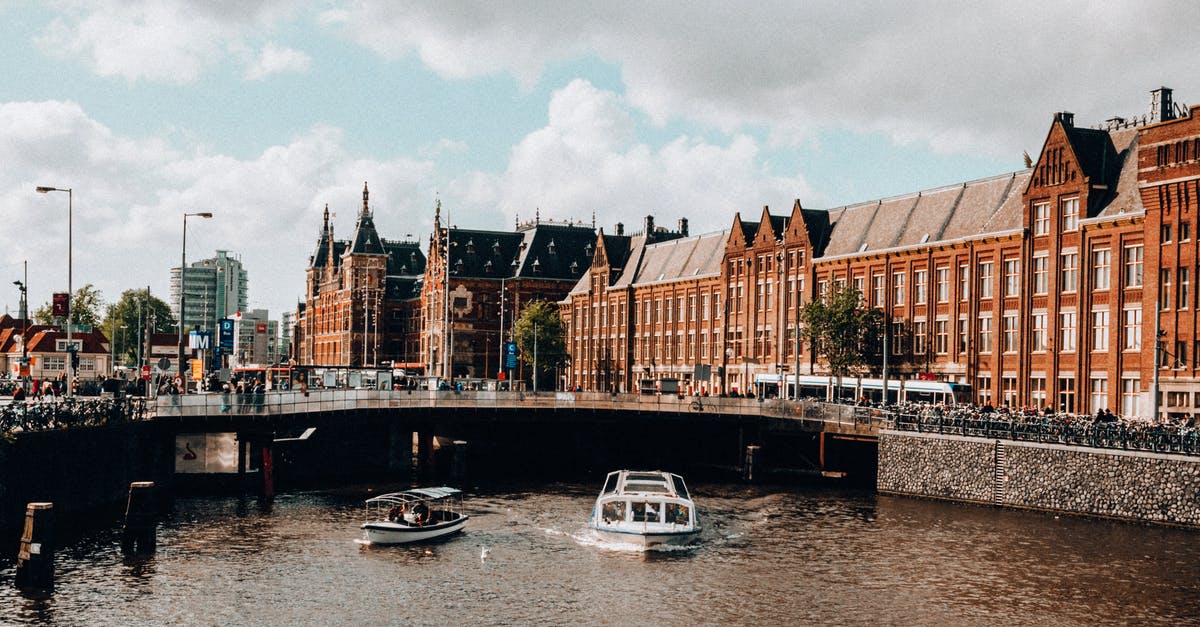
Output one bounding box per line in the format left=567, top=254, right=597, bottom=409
left=70, top=348, right=80, bottom=370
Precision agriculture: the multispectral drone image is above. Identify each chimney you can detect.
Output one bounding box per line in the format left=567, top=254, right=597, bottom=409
left=615, top=222, right=624, bottom=236
left=644, top=215, right=655, bottom=235
left=1055, top=111, right=1075, bottom=127
left=1150, top=87, right=1175, bottom=123
left=678, top=218, right=689, bottom=236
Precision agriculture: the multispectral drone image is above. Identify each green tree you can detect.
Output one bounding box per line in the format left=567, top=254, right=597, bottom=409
left=100, top=289, right=177, bottom=367
left=513, top=300, right=569, bottom=391
left=798, top=283, right=884, bottom=397
left=32, top=283, right=105, bottom=328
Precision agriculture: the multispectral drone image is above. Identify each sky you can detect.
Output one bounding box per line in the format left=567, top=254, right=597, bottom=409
left=2, top=1, right=1199, bottom=324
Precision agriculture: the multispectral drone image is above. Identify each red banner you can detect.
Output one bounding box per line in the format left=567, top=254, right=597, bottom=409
left=52, top=292, right=69, bottom=317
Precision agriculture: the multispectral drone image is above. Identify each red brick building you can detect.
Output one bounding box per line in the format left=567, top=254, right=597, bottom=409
left=562, top=87, right=1200, bottom=420
left=296, top=184, right=426, bottom=369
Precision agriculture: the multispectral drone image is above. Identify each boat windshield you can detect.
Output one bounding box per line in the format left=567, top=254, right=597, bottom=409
left=600, top=501, right=625, bottom=523
left=670, top=475, right=690, bottom=500
left=601, top=473, right=619, bottom=495
left=632, top=501, right=662, bottom=522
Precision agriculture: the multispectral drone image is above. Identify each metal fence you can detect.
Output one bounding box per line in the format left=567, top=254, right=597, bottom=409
left=0, top=397, right=149, bottom=434
left=892, top=412, right=1200, bottom=456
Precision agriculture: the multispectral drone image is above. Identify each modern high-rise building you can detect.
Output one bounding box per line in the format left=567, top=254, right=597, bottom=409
left=170, top=250, right=249, bottom=334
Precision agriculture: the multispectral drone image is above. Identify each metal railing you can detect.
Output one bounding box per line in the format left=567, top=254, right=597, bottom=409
left=892, top=411, right=1200, bottom=456
left=1, top=390, right=893, bottom=435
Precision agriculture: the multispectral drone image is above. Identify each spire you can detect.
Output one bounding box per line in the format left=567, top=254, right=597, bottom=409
left=535, top=207, right=540, bottom=224
left=323, top=203, right=330, bottom=234
left=434, top=194, right=441, bottom=225
left=362, top=182, right=370, bottom=216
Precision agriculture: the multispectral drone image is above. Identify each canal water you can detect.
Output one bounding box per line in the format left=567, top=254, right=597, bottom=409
left=2, top=481, right=1198, bottom=625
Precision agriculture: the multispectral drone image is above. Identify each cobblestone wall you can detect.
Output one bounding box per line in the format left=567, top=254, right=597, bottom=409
left=878, top=430, right=1200, bottom=527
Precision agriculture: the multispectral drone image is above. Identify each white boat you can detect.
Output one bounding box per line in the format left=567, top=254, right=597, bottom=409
left=361, top=487, right=468, bottom=545
left=588, top=470, right=700, bottom=548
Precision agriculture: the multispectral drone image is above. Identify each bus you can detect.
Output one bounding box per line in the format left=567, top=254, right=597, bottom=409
left=761, top=374, right=971, bottom=405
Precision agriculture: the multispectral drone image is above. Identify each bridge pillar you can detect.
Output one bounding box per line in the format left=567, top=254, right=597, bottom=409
left=236, top=433, right=247, bottom=494
left=451, top=440, right=468, bottom=486
left=121, top=482, right=157, bottom=555
left=387, top=424, right=411, bottom=477
left=417, top=431, right=435, bottom=479
left=14, top=502, right=54, bottom=593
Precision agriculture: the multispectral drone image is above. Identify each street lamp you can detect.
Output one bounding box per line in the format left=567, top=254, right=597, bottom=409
left=179, top=212, right=214, bottom=392
left=13, top=278, right=27, bottom=387
left=35, top=186, right=73, bottom=397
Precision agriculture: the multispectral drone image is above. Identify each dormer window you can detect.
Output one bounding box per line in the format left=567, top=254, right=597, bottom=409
left=455, top=259, right=464, bottom=273
left=548, top=239, right=556, bottom=255
left=401, top=264, right=408, bottom=273
left=585, top=243, right=593, bottom=256
left=511, top=258, right=519, bottom=268
left=493, top=240, right=501, bottom=255
left=466, top=239, right=475, bottom=254
left=532, top=258, right=541, bottom=273
left=570, top=260, right=579, bottom=274
left=484, top=260, right=493, bottom=273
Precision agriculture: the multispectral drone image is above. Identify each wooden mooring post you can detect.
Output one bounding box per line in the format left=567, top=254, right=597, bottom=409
left=121, top=481, right=157, bottom=555
left=742, top=445, right=761, bottom=482
left=451, top=440, right=468, bottom=486
left=14, top=502, right=54, bottom=592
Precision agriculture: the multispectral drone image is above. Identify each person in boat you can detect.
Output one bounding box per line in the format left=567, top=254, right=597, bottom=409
left=387, top=505, right=405, bottom=523
left=412, top=502, right=430, bottom=526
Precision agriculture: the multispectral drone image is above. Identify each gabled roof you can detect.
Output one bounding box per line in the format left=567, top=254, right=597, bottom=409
left=349, top=183, right=387, bottom=256
left=384, top=240, right=426, bottom=277
left=24, top=328, right=109, bottom=354
left=615, top=230, right=728, bottom=288
left=820, top=171, right=1030, bottom=258
left=509, top=223, right=597, bottom=280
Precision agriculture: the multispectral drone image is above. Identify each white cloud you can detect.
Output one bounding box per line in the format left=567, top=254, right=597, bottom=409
left=34, top=0, right=304, bottom=84
left=325, top=1, right=1200, bottom=157
left=0, top=100, right=446, bottom=319
left=244, top=42, right=312, bottom=80
left=454, top=80, right=811, bottom=236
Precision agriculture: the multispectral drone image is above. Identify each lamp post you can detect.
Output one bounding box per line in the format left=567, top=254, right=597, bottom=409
left=179, top=212, right=214, bottom=392
left=35, top=186, right=73, bottom=396
left=13, top=276, right=27, bottom=389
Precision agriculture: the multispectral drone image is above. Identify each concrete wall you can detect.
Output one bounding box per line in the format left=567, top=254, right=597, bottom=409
left=878, top=430, right=1200, bottom=527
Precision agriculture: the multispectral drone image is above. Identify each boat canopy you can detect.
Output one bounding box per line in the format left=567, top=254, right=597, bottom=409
left=365, top=487, right=461, bottom=506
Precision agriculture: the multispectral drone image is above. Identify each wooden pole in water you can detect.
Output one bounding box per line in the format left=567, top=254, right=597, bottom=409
left=14, top=502, right=54, bottom=592
left=121, top=482, right=157, bottom=555
left=261, top=443, right=275, bottom=499
left=742, top=445, right=760, bottom=482
left=451, top=440, right=468, bottom=486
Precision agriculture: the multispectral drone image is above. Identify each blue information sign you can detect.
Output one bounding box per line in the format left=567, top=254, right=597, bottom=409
left=504, top=341, right=518, bottom=369
left=218, top=318, right=235, bottom=349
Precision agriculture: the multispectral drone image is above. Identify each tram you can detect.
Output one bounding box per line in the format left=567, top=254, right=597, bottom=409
left=758, top=374, right=971, bottom=405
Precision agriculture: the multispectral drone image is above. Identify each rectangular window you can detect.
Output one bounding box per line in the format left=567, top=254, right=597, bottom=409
left=872, top=274, right=884, bottom=307
left=1004, top=259, right=1020, bottom=297
left=978, top=262, right=993, bottom=299
left=1003, top=313, right=1019, bottom=353
left=935, top=319, right=949, bottom=355
left=957, top=317, right=969, bottom=354
left=1180, top=268, right=1191, bottom=310
left=1123, top=307, right=1142, bottom=351
left=1092, top=310, right=1110, bottom=352
left=892, top=272, right=906, bottom=306
left=1182, top=222, right=1191, bottom=242
left=1062, top=197, right=1080, bottom=231
left=936, top=267, right=950, bottom=303
left=1002, top=377, right=1018, bottom=407
left=1121, top=377, right=1141, bottom=418
left=1092, top=248, right=1111, bottom=291
left=1033, top=202, right=1051, bottom=235
left=959, top=264, right=970, bottom=302
left=891, top=321, right=905, bottom=356
left=1060, top=311, right=1077, bottom=352
left=1060, top=252, right=1078, bottom=293
left=1032, top=312, right=1047, bottom=351
left=913, top=321, right=927, bottom=355
left=1058, top=377, right=1076, bottom=413
left=914, top=270, right=927, bottom=305
left=1031, top=377, right=1047, bottom=408
left=1033, top=255, right=1048, bottom=294
left=978, top=315, right=993, bottom=353
left=1125, top=245, right=1143, bottom=288
left=1162, top=223, right=1173, bottom=243
left=977, top=376, right=992, bottom=406
left=1090, top=376, right=1109, bottom=412
left=1160, top=268, right=1172, bottom=309
left=1176, top=341, right=1188, bottom=368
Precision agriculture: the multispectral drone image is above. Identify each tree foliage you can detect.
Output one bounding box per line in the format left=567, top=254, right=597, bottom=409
left=100, top=289, right=177, bottom=366
left=798, top=283, right=884, bottom=382
left=32, top=283, right=105, bottom=328
left=513, top=300, right=568, bottom=390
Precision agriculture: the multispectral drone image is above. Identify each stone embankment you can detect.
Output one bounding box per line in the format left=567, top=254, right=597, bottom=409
left=878, top=430, right=1200, bottom=527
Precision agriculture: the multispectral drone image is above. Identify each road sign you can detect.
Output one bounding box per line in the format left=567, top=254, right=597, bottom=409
left=157, top=357, right=171, bottom=371
left=190, top=358, right=203, bottom=381
left=141, top=365, right=151, bottom=380
left=218, top=318, right=235, bottom=349
left=504, top=341, right=518, bottom=369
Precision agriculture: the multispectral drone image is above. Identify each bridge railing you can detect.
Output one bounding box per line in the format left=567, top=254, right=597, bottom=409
left=149, top=390, right=892, bottom=431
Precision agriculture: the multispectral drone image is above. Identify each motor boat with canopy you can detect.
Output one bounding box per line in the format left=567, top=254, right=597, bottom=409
left=588, top=470, right=700, bottom=547
left=361, top=487, right=468, bottom=545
